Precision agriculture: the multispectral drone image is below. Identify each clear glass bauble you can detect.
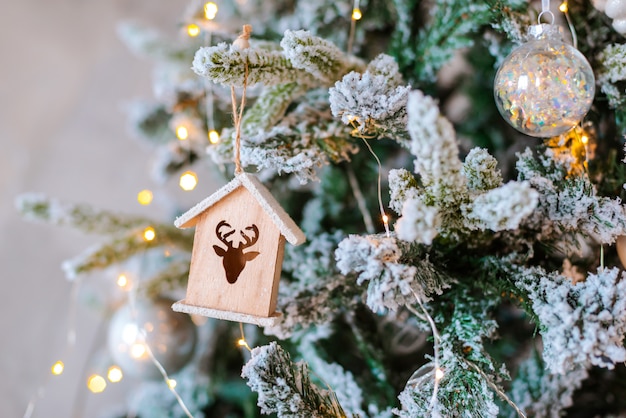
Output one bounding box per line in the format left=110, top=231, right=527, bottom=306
left=108, top=297, right=197, bottom=379
left=493, top=24, right=595, bottom=138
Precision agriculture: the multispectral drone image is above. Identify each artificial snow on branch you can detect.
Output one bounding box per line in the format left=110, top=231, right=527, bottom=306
left=16, top=194, right=155, bottom=235
left=280, top=29, right=364, bottom=85
left=61, top=225, right=191, bottom=280
left=335, top=234, right=451, bottom=313
left=241, top=341, right=352, bottom=418
left=329, top=54, right=411, bottom=141
left=393, top=91, right=539, bottom=243
left=516, top=147, right=626, bottom=246
left=193, top=42, right=309, bottom=87
left=507, top=351, right=588, bottom=418
left=511, top=264, right=626, bottom=374
left=598, top=43, right=626, bottom=109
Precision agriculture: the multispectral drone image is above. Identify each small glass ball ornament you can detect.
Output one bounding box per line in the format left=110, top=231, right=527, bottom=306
left=107, top=297, right=197, bottom=379
left=493, top=24, right=595, bottom=138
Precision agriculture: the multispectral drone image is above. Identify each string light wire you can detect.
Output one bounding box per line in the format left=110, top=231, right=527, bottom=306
left=465, top=360, right=527, bottom=418
left=238, top=322, right=252, bottom=352
left=23, top=277, right=82, bottom=418
left=347, top=0, right=361, bottom=54
left=348, top=121, right=391, bottom=237
left=560, top=1, right=578, bottom=49
left=125, top=267, right=195, bottom=418
left=407, top=291, right=441, bottom=413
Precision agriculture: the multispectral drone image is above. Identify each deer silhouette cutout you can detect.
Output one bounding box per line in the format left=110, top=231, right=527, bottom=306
left=213, top=220, right=260, bottom=284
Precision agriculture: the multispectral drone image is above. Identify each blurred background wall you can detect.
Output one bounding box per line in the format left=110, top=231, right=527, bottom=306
left=0, top=1, right=199, bottom=416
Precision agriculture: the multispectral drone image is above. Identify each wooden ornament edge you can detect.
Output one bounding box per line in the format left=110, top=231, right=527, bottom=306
left=174, top=173, right=305, bottom=246
left=172, top=300, right=283, bottom=327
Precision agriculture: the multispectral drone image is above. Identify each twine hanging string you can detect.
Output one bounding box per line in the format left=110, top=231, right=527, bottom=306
left=231, top=25, right=252, bottom=175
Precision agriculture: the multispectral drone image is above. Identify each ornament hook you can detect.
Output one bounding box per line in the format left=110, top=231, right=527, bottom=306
left=538, top=0, right=555, bottom=25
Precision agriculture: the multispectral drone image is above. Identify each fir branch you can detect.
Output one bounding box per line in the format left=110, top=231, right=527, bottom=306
left=507, top=350, right=588, bottom=418
left=241, top=342, right=352, bottom=418
left=462, top=181, right=538, bottom=232
left=598, top=43, right=626, bottom=135
left=388, top=168, right=420, bottom=215
left=240, top=102, right=357, bottom=183
left=405, top=90, right=466, bottom=205
left=396, top=283, right=506, bottom=418
left=61, top=226, right=192, bottom=280
left=117, top=21, right=196, bottom=62
left=141, top=258, right=191, bottom=298
left=490, top=258, right=626, bottom=375
left=335, top=234, right=452, bottom=313
left=396, top=356, right=500, bottom=418
left=390, top=0, right=491, bottom=84
left=242, top=82, right=310, bottom=135
left=152, top=141, right=203, bottom=183
left=192, top=43, right=311, bottom=87
left=485, top=0, right=531, bottom=44
left=329, top=54, right=411, bottom=142
left=462, top=148, right=503, bottom=192
left=280, top=30, right=365, bottom=85
left=267, top=274, right=362, bottom=340
left=125, top=102, right=174, bottom=145
left=516, top=147, right=626, bottom=246
left=295, top=324, right=389, bottom=417
left=266, top=232, right=361, bottom=339
left=16, top=194, right=155, bottom=235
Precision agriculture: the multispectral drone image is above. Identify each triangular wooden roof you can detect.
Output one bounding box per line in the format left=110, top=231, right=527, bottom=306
left=174, top=172, right=306, bottom=246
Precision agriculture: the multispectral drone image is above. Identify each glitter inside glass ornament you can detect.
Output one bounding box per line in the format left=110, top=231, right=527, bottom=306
left=108, top=297, right=197, bottom=379
left=493, top=24, right=595, bottom=138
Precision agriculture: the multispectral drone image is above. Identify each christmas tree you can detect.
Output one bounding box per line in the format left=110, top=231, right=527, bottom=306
left=17, top=0, right=626, bottom=416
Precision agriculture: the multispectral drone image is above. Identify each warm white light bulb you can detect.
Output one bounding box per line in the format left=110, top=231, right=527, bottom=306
left=176, top=126, right=189, bottom=140
left=143, top=227, right=156, bottom=242
left=51, top=360, right=64, bottom=375
left=87, top=374, right=107, bottom=393
left=435, top=368, right=445, bottom=381
left=187, top=23, right=200, bottom=37
left=107, top=366, right=123, bottom=383
left=137, top=189, right=153, bottom=205
left=352, top=8, right=362, bottom=20
left=208, top=130, right=220, bottom=144
left=179, top=171, right=198, bottom=191
left=130, top=342, right=147, bottom=359
left=116, top=274, right=128, bottom=288
left=204, top=2, right=218, bottom=20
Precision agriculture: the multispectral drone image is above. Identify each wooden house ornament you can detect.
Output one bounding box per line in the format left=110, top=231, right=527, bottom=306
left=172, top=173, right=305, bottom=326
